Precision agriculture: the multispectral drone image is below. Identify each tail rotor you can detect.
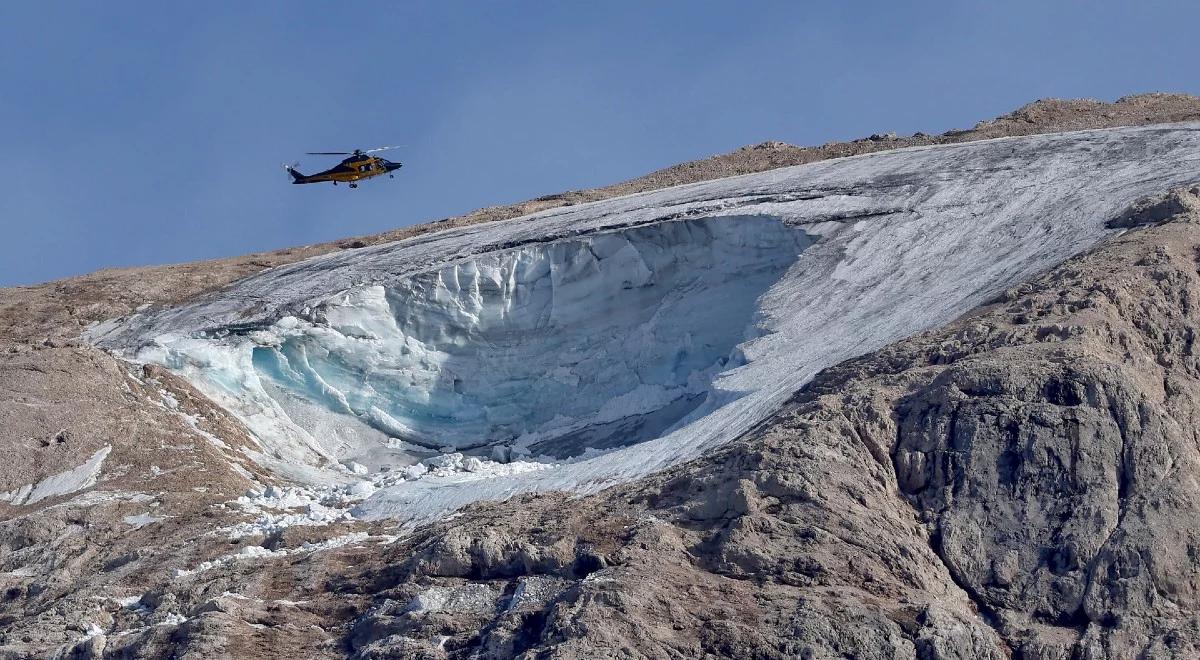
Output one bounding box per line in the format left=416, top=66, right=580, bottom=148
left=282, top=162, right=305, bottom=184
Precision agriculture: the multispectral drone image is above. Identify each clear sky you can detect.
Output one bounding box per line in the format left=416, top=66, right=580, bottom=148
left=2, top=1, right=1199, bottom=286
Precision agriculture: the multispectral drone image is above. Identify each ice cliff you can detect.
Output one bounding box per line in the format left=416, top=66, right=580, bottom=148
left=92, top=123, right=1200, bottom=519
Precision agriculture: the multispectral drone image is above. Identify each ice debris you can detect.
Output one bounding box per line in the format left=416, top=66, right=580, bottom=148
left=224, top=453, right=551, bottom=538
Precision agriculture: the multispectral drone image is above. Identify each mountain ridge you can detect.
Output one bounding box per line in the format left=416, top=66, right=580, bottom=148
left=5, top=93, right=1200, bottom=347
left=4, top=94, right=1200, bottom=658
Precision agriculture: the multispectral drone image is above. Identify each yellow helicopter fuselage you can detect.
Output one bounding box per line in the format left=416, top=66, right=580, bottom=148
left=287, top=153, right=403, bottom=187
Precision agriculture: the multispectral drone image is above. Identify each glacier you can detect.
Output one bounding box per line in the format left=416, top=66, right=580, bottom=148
left=92, top=123, right=1200, bottom=520
left=246, top=217, right=807, bottom=457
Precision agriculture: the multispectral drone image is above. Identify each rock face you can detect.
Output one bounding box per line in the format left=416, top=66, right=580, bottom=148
left=886, top=195, right=1200, bottom=657
left=3, top=97, right=1200, bottom=658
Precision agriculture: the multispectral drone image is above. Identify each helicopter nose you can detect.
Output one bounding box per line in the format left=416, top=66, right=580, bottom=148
left=386, top=161, right=403, bottom=172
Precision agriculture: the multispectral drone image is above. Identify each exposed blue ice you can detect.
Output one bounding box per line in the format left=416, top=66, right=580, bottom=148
left=245, top=216, right=806, bottom=454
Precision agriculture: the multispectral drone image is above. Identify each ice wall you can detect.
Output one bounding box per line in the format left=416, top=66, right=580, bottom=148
left=241, top=217, right=805, bottom=457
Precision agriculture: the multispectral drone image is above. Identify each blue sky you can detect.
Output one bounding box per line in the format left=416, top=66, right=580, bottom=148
left=2, top=1, right=1199, bottom=286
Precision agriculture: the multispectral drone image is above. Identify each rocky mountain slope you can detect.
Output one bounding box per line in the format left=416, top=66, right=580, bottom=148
left=3, top=94, right=1200, bottom=659
left=85, top=118, right=1200, bottom=527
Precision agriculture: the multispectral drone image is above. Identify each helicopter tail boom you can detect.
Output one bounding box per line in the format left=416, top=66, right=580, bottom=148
left=284, top=164, right=308, bottom=184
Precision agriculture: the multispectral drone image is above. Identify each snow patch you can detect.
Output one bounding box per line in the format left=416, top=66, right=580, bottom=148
left=405, top=584, right=499, bottom=614
left=1, top=446, right=111, bottom=505
left=122, top=513, right=163, bottom=528
left=115, top=595, right=145, bottom=609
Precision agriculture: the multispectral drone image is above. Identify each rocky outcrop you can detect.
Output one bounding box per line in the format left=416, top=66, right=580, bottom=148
left=884, top=187, right=1200, bottom=657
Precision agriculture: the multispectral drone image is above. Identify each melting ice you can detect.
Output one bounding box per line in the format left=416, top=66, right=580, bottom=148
left=138, top=217, right=807, bottom=478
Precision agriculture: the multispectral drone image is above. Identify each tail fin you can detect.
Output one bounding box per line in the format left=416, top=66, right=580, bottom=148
left=283, top=163, right=306, bottom=184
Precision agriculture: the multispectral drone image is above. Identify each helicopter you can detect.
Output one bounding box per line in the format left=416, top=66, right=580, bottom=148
left=284, top=146, right=403, bottom=188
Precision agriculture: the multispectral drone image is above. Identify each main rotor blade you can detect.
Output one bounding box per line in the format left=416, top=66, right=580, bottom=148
left=364, top=145, right=404, bottom=153
left=306, top=151, right=352, bottom=155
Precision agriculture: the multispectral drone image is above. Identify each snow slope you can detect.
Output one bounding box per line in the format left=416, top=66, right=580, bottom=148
left=92, top=124, right=1200, bottom=520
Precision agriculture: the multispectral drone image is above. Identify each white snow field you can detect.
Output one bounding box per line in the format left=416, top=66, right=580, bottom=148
left=93, top=123, right=1200, bottom=521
